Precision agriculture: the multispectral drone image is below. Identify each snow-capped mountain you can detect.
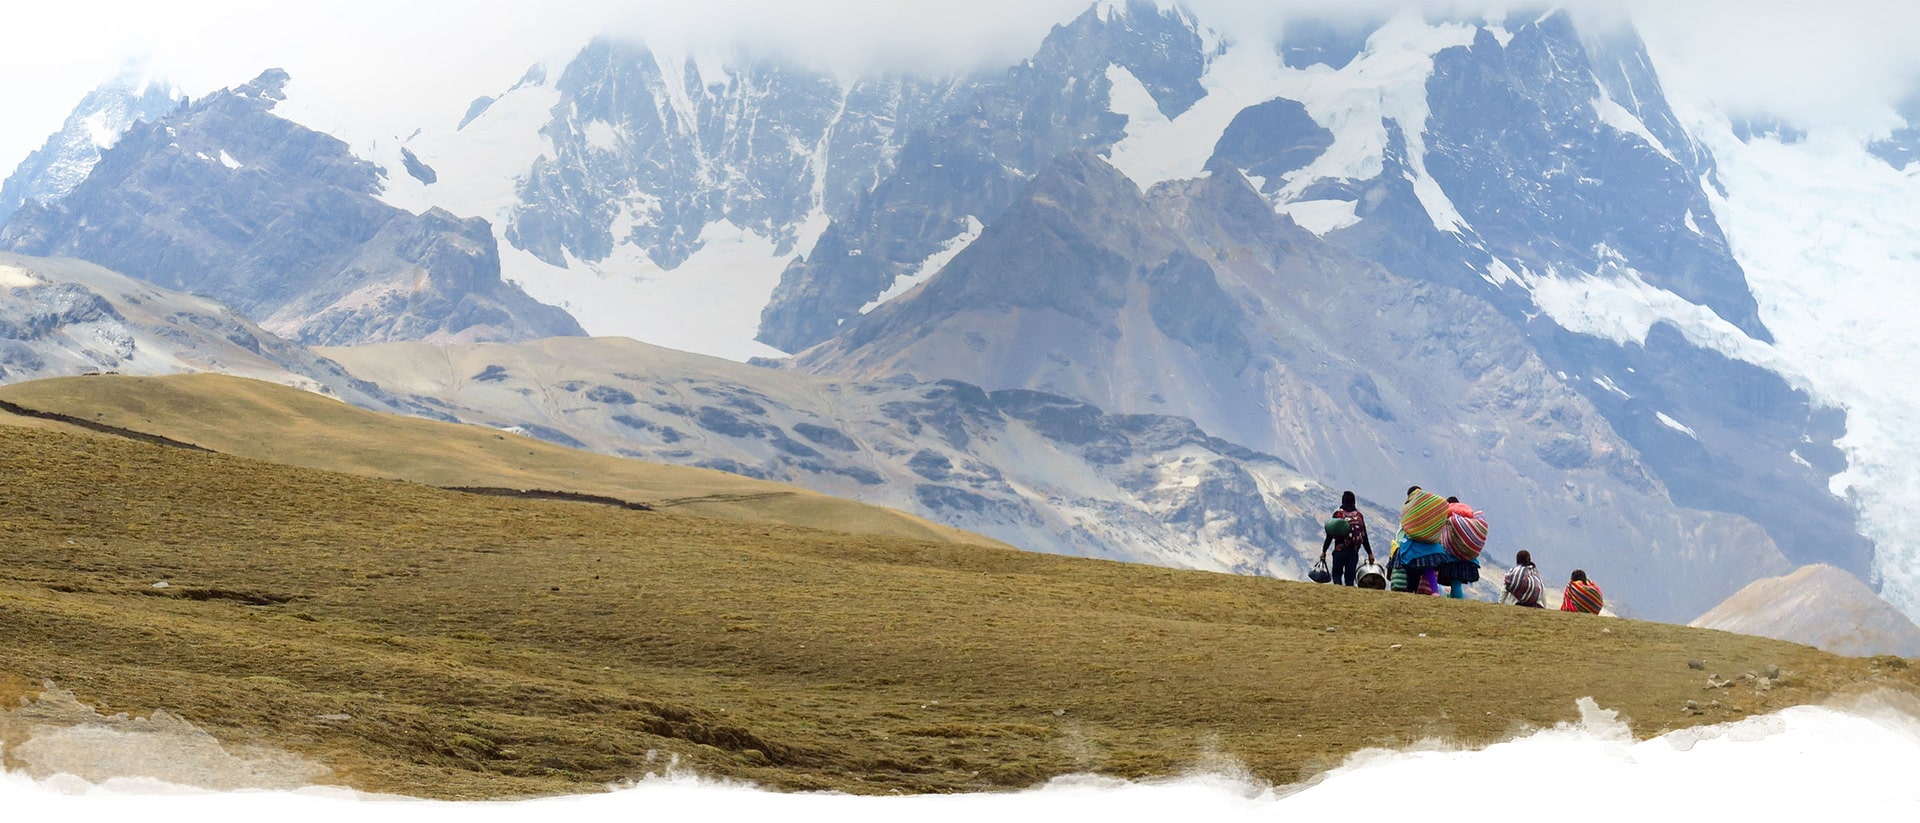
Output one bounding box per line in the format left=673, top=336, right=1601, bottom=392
left=0, top=70, right=583, bottom=347
left=376, top=43, right=978, bottom=361
left=0, top=73, right=179, bottom=226
left=318, top=335, right=1349, bottom=580
left=759, top=0, right=1216, bottom=353
left=722, top=3, right=1872, bottom=619
left=1237, top=11, right=1866, bottom=595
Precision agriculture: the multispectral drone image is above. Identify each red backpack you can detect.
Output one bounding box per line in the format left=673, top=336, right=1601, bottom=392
left=1334, top=509, right=1367, bottom=551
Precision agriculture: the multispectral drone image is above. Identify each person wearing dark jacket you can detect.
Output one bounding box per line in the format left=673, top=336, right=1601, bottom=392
left=1320, top=490, right=1374, bottom=586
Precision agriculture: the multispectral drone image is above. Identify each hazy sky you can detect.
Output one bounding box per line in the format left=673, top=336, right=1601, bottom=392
left=3, top=1, right=1918, bottom=171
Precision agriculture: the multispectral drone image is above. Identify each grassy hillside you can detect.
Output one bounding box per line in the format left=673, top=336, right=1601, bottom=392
left=0, top=373, right=999, bottom=548
left=1, top=418, right=1912, bottom=799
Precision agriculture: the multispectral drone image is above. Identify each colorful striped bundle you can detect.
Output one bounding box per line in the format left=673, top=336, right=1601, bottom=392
left=1503, top=565, right=1542, bottom=606
left=1561, top=580, right=1605, bottom=614
left=1444, top=512, right=1489, bottom=562
left=1401, top=490, right=1449, bottom=542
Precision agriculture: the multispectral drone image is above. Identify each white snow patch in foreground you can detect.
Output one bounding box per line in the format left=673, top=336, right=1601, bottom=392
left=860, top=216, right=982, bottom=314
left=7, top=696, right=1920, bottom=819
left=1685, top=115, right=1920, bottom=620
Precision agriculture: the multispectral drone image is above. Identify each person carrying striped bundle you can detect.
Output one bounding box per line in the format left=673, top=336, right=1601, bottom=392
left=1560, top=569, right=1604, bottom=614
left=1502, top=550, right=1544, bottom=608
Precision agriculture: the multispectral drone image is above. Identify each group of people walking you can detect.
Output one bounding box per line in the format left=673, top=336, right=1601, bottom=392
left=1316, top=488, right=1604, bottom=614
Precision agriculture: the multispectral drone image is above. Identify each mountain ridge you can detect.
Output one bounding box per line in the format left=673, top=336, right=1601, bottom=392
left=0, top=70, right=583, bottom=347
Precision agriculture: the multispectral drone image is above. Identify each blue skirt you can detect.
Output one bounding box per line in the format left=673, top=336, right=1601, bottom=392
left=1395, top=539, right=1452, bottom=571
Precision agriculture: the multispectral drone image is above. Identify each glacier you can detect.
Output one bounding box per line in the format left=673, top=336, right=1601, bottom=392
left=1681, top=113, right=1920, bottom=617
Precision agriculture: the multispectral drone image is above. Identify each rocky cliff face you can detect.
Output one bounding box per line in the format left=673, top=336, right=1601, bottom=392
left=375, top=42, right=979, bottom=360
left=792, top=150, right=1790, bottom=621
left=320, top=336, right=1343, bottom=578
left=0, top=70, right=583, bottom=346
left=505, top=39, right=969, bottom=272
left=756, top=0, right=1215, bottom=352
left=1276, top=12, right=1867, bottom=580
left=0, top=252, right=402, bottom=411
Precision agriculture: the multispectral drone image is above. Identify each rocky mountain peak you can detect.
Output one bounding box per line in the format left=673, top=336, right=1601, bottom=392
left=235, top=68, right=292, bottom=104
left=0, top=73, right=182, bottom=225
left=757, top=1, right=1223, bottom=353
left=0, top=71, right=582, bottom=346
left=1047, top=0, right=1212, bottom=119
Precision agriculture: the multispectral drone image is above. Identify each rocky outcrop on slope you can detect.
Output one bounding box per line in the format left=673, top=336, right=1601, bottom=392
left=0, top=70, right=582, bottom=346
left=1692, top=565, right=1920, bottom=658
left=791, top=151, right=1789, bottom=621
left=320, top=336, right=1345, bottom=578
left=0, top=252, right=403, bottom=411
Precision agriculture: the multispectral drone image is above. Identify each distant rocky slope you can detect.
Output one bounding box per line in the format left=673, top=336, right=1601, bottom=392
left=321, top=336, right=1345, bottom=578
left=0, top=252, right=398, bottom=410
left=1692, top=565, right=1920, bottom=658
left=0, top=70, right=582, bottom=346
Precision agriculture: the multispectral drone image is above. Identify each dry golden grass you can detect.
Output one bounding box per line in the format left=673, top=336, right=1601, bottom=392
left=0, top=373, right=999, bottom=548
left=1, top=415, right=1913, bottom=799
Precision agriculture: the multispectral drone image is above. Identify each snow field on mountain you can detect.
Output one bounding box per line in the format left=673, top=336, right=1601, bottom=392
left=1685, top=119, right=1920, bottom=619
left=305, top=65, right=808, bottom=362
left=372, top=79, right=564, bottom=226
left=1498, top=257, right=1783, bottom=372
left=859, top=216, right=982, bottom=314
left=8, top=695, right=1920, bottom=819
left=501, top=218, right=798, bottom=361
left=1103, top=11, right=1477, bottom=238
